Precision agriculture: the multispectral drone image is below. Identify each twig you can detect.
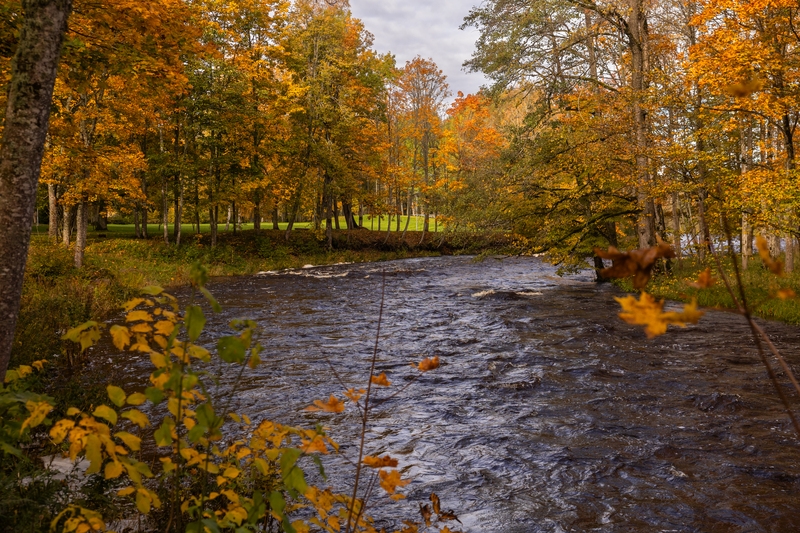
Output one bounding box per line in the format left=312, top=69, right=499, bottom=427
left=345, top=269, right=386, bottom=533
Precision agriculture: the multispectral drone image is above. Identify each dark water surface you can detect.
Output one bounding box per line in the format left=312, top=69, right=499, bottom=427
left=129, top=256, right=800, bottom=532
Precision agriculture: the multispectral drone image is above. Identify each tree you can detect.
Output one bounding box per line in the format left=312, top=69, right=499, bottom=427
left=0, top=0, right=72, bottom=381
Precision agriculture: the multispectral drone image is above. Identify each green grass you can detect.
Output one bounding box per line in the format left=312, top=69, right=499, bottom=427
left=29, top=215, right=442, bottom=239
left=615, top=254, right=800, bottom=324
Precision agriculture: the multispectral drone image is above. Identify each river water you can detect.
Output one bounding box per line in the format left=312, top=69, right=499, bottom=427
left=134, top=256, right=800, bottom=532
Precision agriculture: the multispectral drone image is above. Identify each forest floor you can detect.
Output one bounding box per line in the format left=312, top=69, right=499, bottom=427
left=614, top=255, right=800, bottom=325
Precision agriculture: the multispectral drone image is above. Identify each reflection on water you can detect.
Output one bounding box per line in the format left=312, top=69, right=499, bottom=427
left=114, top=256, right=800, bottom=532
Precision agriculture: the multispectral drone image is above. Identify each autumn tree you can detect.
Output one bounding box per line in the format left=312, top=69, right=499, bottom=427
left=0, top=0, right=72, bottom=381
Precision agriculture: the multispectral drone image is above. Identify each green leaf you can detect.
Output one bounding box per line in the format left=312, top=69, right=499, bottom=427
left=200, top=287, right=222, bottom=313
left=141, top=286, right=164, bottom=296
left=93, top=405, right=118, bottom=425
left=190, top=263, right=209, bottom=288
left=196, top=403, right=216, bottom=427
left=107, top=386, right=126, bottom=407
left=185, top=305, right=205, bottom=342
left=280, top=448, right=302, bottom=479
left=201, top=519, right=222, bottom=533
left=269, top=491, right=286, bottom=517
left=187, top=423, right=208, bottom=444
left=154, top=417, right=175, bottom=447
left=145, top=387, right=164, bottom=405
left=217, top=336, right=246, bottom=364
left=284, top=465, right=307, bottom=495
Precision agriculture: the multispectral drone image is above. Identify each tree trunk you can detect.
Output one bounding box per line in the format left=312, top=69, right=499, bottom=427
left=785, top=233, right=794, bottom=273
left=272, top=206, right=279, bottom=230
left=210, top=206, right=218, bottom=248
left=0, top=0, right=72, bottom=380
left=253, top=193, right=261, bottom=231
left=141, top=204, right=148, bottom=239
left=671, top=193, right=682, bottom=261
left=48, top=183, right=58, bottom=239
left=628, top=0, right=656, bottom=249
left=175, top=180, right=183, bottom=246
left=162, top=180, right=169, bottom=245
left=74, top=199, right=87, bottom=268
left=134, top=207, right=141, bottom=239
left=62, top=204, right=73, bottom=245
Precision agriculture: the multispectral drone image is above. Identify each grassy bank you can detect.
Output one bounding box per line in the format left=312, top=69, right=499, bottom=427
left=12, top=228, right=514, bottom=374
left=614, top=254, right=800, bottom=325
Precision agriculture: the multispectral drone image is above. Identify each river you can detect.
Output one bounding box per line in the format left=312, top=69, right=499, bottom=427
left=125, top=256, right=800, bottom=532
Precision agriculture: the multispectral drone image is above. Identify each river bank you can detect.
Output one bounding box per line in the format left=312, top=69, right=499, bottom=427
left=614, top=255, right=800, bottom=325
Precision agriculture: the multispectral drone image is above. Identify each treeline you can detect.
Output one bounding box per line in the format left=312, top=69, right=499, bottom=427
left=457, top=0, right=800, bottom=272
left=0, top=0, right=505, bottom=267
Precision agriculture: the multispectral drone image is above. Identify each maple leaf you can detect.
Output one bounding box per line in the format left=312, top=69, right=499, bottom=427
left=616, top=293, right=704, bottom=338
left=304, top=395, right=345, bottom=413
left=371, top=372, right=391, bottom=386
left=344, top=388, right=366, bottom=402
left=363, top=455, right=398, bottom=468
left=378, top=469, right=410, bottom=495
left=413, top=356, right=440, bottom=372
left=756, top=236, right=784, bottom=276
left=689, top=268, right=716, bottom=289
left=595, top=239, right=676, bottom=289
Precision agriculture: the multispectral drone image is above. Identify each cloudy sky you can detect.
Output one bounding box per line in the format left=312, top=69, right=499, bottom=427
left=348, top=0, right=489, bottom=100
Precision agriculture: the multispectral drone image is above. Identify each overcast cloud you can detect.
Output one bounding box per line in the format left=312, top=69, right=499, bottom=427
left=348, top=0, right=489, bottom=101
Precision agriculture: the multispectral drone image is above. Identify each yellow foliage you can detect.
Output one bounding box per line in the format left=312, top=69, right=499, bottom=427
left=616, top=292, right=704, bottom=338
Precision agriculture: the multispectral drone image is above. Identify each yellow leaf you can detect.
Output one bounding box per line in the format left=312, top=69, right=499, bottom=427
left=110, top=325, right=131, bottom=351
left=49, top=419, right=75, bottom=443
left=115, top=431, right=141, bottom=451
left=118, top=486, right=136, bottom=497
left=123, top=298, right=145, bottom=312
left=136, top=489, right=151, bottom=514
left=21, top=401, right=53, bottom=434
left=121, top=409, right=150, bottom=428
left=93, top=405, right=118, bottom=425
left=150, top=352, right=167, bottom=369
left=32, top=360, right=47, bottom=372
left=105, top=461, right=123, bottom=479
left=616, top=293, right=704, bottom=338
left=223, top=466, right=241, bottom=479
left=154, top=320, right=175, bottom=336
left=126, top=393, right=147, bottom=406
left=126, top=310, right=154, bottom=323
left=130, top=323, right=153, bottom=334
left=107, top=385, right=126, bottom=407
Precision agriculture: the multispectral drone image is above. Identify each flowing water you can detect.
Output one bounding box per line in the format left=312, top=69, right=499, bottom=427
left=119, top=256, right=800, bottom=532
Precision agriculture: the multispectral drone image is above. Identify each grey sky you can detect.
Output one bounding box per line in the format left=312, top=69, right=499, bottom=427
left=348, top=0, right=489, bottom=100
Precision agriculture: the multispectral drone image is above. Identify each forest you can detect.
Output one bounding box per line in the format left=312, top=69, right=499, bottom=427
left=2, top=0, right=800, bottom=532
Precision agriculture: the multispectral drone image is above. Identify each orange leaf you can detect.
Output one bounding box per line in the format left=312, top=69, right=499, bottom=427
left=304, top=395, right=345, bottom=413
left=378, top=469, right=410, bottom=494
left=689, top=268, right=716, bottom=289
left=363, top=455, right=398, bottom=468
left=413, top=356, right=440, bottom=372
left=371, top=372, right=391, bottom=386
